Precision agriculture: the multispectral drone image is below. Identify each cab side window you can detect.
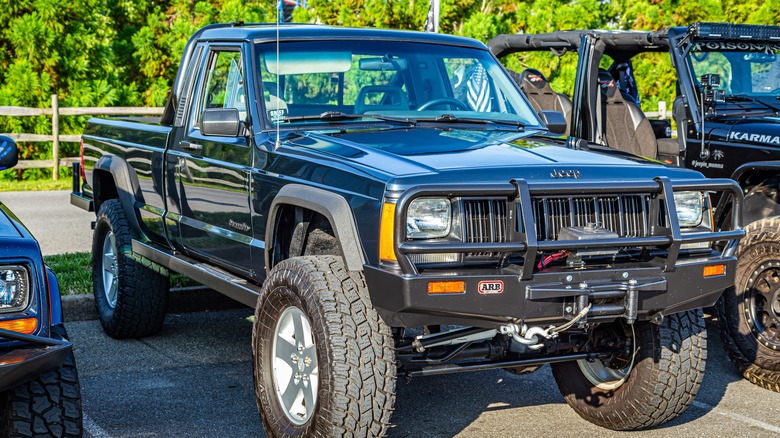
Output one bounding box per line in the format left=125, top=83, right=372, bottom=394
left=197, top=49, right=246, bottom=127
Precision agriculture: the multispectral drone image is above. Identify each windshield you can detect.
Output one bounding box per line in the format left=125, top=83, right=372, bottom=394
left=256, top=40, right=540, bottom=128
left=686, top=41, right=780, bottom=98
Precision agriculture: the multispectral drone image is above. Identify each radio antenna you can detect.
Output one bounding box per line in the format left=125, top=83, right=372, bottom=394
left=275, top=2, right=282, bottom=148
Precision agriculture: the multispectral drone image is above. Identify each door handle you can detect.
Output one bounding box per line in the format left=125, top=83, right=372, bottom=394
left=180, top=141, right=203, bottom=152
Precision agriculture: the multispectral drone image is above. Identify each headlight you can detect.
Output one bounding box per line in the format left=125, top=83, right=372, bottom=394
left=0, top=266, right=30, bottom=313
left=674, top=191, right=704, bottom=227
left=407, top=198, right=451, bottom=239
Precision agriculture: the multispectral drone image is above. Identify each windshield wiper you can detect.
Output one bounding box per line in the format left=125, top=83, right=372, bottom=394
left=283, top=111, right=416, bottom=125
left=414, top=114, right=525, bottom=129
left=724, top=94, right=780, bottom=113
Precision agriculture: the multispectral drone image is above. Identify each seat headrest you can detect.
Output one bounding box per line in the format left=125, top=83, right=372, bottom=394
left=598, top=69, right=618, bottom=99
left=519, top=69, right=552, bottom=92
left=609, top=61, right=640, bottom=105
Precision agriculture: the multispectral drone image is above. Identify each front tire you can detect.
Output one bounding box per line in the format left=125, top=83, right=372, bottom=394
left=551, top=309, right=706, bottom=430
left=719, top=217, right=780, bottom=392
left=0, top=351, right=83, bottom=437
left=252, top=256, right=396, bottom=437
left=92, top=199, right=170, bottom=338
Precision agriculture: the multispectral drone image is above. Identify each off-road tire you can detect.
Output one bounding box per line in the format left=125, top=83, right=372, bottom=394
left=253, top=256, right=396, bottom=437
left=551, top=309, right=706, bottom=430
left=719, top=217, right=780, bottom=392
left=93, top=199, right=169, bottom=338
left=0, top=351, right=83, bottom=437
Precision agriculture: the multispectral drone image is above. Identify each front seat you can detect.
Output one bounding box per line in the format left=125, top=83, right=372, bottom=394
left=511, top=69, right=572, bottom=135
left=598, top=70, right=657, bottom=159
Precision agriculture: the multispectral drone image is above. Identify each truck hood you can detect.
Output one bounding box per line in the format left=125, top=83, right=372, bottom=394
left=723, top=115, right=780, bottom=148
left=289, top=128, right=702, bottom=185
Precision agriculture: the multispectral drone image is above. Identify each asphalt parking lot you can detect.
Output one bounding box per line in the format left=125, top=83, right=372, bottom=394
left=0, top=190, right=94, bottom=256
left=71, top=309, right=780, bottom=438
left=5, top=190, right=780, bottom=437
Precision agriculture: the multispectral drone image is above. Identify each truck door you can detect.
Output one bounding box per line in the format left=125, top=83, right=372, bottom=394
left=170, top=45, right=254, bottom=275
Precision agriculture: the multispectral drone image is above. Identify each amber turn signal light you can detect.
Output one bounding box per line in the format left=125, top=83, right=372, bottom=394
left=428, top=281, right=465, bottom=295
left=379, top=203, right=397, bottom=262
left=0, top=317, right=38, bottom=335
left=703, top=264, right=726, bottom=277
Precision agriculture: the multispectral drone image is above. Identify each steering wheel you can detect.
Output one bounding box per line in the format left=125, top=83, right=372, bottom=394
left=416, top=98, right=469, bottom=111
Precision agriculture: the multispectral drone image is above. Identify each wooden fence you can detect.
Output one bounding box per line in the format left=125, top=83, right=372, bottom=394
left=0, top=94, right=163, bottom=180
left=1, top=94, right=670, bottom=181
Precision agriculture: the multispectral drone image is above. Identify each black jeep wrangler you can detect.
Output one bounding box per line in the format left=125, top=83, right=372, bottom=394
left=71, top=24, right=743, bottom=434
left=0, top=136, right=82, bottom=436
left=490, top=22, right=780, bottom=392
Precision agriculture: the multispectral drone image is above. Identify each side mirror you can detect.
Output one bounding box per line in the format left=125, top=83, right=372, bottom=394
left=537, top=110, right=567, bottom=135
left=201, top=108, right=242, bottom=137
left=0, top=136, right=19, bottom=170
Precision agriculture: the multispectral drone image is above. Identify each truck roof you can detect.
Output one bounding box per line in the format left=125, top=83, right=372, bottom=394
left=194, top=23, right=486, bottom=50
left=161, top=22, right=489, bottom=126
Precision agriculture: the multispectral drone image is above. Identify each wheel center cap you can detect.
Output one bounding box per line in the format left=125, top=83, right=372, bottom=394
left=297, top=355, right=305, bottom=372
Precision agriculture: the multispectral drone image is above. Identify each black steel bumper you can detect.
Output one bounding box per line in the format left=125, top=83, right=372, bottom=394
left=0, top=328, right=72, bottom=394
left=365, top=257, right=737, bottom=328
left=368, top=177, right=744, bottom=328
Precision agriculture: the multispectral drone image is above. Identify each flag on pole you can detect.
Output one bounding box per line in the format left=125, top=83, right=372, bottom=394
left=423, top=0, right=439, bottom=33
left=467, top=64, right=492, bottom=112
left=281, top=0, right=297, bottom=23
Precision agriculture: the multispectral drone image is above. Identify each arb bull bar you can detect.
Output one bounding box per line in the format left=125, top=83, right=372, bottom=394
left=364, top=177, right=744, bottom=328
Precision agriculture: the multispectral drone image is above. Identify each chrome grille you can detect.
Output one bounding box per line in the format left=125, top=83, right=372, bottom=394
left=533, top=195, right=651, bottom=241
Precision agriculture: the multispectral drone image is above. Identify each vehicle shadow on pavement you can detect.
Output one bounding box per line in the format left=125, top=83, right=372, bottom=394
left=388, top=317, right=740, bottom=437
left=390, top=366, right=562, bottom=437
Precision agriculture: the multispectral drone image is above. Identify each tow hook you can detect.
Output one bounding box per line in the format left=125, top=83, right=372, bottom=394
left=501, top=305, right=592, bottom=350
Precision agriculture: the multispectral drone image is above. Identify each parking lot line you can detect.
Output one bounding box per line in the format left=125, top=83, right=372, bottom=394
left=691, top=400, right=780, bottom=434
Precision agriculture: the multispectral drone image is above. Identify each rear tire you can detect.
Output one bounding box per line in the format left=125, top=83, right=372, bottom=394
left=0, top=351, right=83, bottom=437
left=92, top=199, right=169, bottom=338
left=551, top=309, right=706, bottom=430
left=252, top=256, right=396, bottom=437
left=719, top=217, right=780, bottom=392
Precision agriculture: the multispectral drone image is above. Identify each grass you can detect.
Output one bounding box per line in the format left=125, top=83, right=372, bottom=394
left=44, top=252, right=92, bottom=295
left=0, top=179, right=71, bottom=192
left=44, top=251, right=200, bottom=295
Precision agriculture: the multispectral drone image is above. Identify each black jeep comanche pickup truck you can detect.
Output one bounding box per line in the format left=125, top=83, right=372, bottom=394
left=72, top=23, right=744, bottom=435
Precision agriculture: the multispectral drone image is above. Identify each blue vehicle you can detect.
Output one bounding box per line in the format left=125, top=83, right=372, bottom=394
left=0, top=136, right=82, bottom=437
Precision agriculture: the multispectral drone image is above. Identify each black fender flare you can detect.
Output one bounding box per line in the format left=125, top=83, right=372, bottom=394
left=265, top=184, right=367, bottom=273
left=730, top=161, right=780, bottom=226
left=92, top=154, right=145, bottom=237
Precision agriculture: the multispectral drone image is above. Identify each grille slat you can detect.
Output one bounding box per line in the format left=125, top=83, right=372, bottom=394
left=464, top=199, right=507, bottom=258
left=532, top=194, right=652, bottom=241
left=462, top=195, right=655, bottom=251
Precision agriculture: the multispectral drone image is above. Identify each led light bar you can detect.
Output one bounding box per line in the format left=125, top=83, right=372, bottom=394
left=689, top=22, right=780, bottom=41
